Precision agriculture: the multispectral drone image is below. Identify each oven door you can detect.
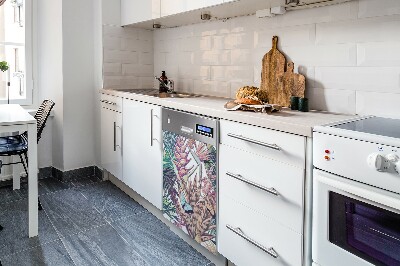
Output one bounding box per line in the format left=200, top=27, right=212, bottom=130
left=313, top=169, right=400, bottom=266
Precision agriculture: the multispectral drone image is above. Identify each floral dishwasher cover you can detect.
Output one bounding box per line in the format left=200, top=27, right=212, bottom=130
left=162, top=130, right=218, bottom=254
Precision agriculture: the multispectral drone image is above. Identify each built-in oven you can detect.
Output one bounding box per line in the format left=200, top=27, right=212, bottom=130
left=313, top=169, right=400, bottom=266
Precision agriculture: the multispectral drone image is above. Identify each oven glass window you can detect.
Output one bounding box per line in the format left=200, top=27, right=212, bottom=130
left=329, top=191, right=400, bottom=266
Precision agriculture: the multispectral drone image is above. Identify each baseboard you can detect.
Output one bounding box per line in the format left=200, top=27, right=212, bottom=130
left=0, top=165, right=103, bottom=188
left=52, top=166, right=103, bottom=181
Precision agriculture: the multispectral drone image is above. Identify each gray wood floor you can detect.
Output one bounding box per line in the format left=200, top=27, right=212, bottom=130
left=0, top=176, right=213, bottom=266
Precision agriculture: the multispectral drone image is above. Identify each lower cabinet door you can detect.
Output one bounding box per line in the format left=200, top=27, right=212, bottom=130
left=122, top=100, right=163, bottom=209
left=218, top=193, right=303, bottom=266
left=101, top=107, right=123, bottom=180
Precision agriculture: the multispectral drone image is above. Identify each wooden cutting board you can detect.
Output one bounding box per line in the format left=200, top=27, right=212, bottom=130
left=260, top=36, right=286, bottom=105
left=279, top=62, right=306, bottom=107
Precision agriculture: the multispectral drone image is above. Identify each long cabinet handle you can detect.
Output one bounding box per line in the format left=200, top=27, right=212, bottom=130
left=101, top=100, right=117, bottom=106
left=226, top=225, right=278, bottom=259
left=227, top=133, right=281, bottom=151
left=150, top=109, right=153, bottom=146
left=113, top=122, right=117, bottom=151
left=226, top=172, right=279, bottom=196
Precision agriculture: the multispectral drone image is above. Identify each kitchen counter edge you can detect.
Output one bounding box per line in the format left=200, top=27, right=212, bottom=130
left=100, top=89, right=357, bottom=137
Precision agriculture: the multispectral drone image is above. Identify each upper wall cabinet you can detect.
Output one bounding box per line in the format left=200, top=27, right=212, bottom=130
left=122, top=0, right=352, bottom=29
left=121, top=0, right=161, bottom=26
left=161, top=0, right=223, bottom=17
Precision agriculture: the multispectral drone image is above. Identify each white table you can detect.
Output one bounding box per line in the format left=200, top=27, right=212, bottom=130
left=0, top=104, right=38, bottom=237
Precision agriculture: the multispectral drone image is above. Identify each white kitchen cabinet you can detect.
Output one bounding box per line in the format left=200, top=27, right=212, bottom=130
left=121, top=0, right=161, bottom=26
left=186, top=0, right=223, bottom=11
left=122, top=99, right=163, bottom=209
left=218, top=120, right=306, bottom=266
left=101, top=106, right=123, bottom=181
left=161, top=0, right=222, bottom=17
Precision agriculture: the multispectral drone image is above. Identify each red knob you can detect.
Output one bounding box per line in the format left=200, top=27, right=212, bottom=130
left=325, top=150, right=330, bottom=154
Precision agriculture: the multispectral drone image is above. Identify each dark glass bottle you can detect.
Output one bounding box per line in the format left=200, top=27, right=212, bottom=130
left=159, top=71, right=168, bottom=93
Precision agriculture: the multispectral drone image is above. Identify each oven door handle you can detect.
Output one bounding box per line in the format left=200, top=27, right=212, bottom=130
left=316, top=170, right=400, bottom=211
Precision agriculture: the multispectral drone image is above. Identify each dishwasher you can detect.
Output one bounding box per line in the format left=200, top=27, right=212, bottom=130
left=162, top=108, right=218, bottom=254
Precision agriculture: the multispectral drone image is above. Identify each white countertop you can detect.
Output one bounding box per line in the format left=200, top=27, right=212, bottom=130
left=0, top=104, right=36, bottom=126
left=101, top=89, right=357, bottom=137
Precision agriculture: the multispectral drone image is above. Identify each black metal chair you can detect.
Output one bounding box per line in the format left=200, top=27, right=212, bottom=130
left=0, top=100, right=55, bottom=211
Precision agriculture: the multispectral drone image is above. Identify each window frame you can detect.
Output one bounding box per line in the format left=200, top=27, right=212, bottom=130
left=0, top=0, right=33, bottom=105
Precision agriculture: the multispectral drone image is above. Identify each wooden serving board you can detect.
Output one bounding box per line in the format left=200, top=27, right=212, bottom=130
left=260, top=36, right=286, bottom=105
left=279, top=62, right=306, bottom=107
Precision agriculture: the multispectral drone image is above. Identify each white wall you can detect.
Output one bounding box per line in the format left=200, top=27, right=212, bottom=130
left=37, top=0, right=64, bottom=169
left=62, top=0, right=96, bottom=171
left=37, top=0, right=98, bottom=171
left=153, top=0, right=400, bottom=118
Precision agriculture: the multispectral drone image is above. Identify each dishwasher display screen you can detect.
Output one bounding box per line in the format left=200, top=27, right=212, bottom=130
left=196, top=124, right=213, bottom=137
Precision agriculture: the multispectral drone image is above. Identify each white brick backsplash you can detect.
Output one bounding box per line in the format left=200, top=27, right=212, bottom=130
left=100, top=1, right=400, bottom=118
left=140, top=52, right=154, bottom=65
left=104, top=50, right=138, bottom=64
left=122, top=64, right=154, bottom=76
left=194, top=50, right=231, bottom=65
left=193, top=80, right=230, bottom=97
left=212, top=35, right=225, bottom=50
left=122, top=39, right=153, bottom=52
left=358, top=0, right=400, bottom=18
left=103, top=36, right=121, bottom=50
left=211, top=66, right=253, bottom=81
left=180, top=36, right=212, bottom=51
left=231, top=15, right=276, bottom=33
left=254, top=24, right=316, bottom=48
left=231, top=49, right=253, bottom=66
left=103, top=76, right=124, bottom=88
left=283, top=44, right=357, bottom=67
left=103, top=23, right=154, bottom=90
left=316, top=16, right=400, bottom=45
left=137, top=29, right=153, bottom=41
left=224, top=33, right=253, bottom=50
left=103, top=63, right=122, bottom=76
left=357, top=42, right=400, bottom=67
left=138, top=77, right=155, bottom=88
left=179, top=66, right=210, bottom=80
left=356, top=91, right=400, bottom=118
left=121, top=76, right=139, bottom=87
left=192, top=21, right=230, bottom=37
left=154, top=52, right=166, bottom=66
left=178, top=52, right=194, bottom=65
left=315, top=67, right=400, bottom=93
left=306, top=88, right=356, bottom=114
left=176, top=79, right=194, bottom=93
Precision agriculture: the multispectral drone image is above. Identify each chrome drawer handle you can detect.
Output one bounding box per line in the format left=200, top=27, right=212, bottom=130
left=101, top=100, right=117, bottom=106
left=226, top=224, right=278, bottom=259
left=226, top=172, right=279, bottom=196
left=227, top=133, right=281, bottom=151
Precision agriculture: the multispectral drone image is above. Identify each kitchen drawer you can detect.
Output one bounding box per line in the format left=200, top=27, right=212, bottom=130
left=220, top=145, right=304, bottom=233
left=100, top=93, right=122, bottom=113
left=219, top=120, right=305, bottom=168
left=218, top=193, right=302, bottom=266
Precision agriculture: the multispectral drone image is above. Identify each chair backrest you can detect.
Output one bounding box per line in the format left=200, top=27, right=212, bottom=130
left=35, top=100, right=55, bottom=143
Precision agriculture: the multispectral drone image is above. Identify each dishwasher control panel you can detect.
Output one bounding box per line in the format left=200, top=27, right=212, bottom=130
left=196, top=124, right=213, bottom=138
left=162, top=108, right=218, bottom=146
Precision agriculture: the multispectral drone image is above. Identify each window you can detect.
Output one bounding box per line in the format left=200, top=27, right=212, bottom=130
left=0, top=0, right=32, bottom=105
